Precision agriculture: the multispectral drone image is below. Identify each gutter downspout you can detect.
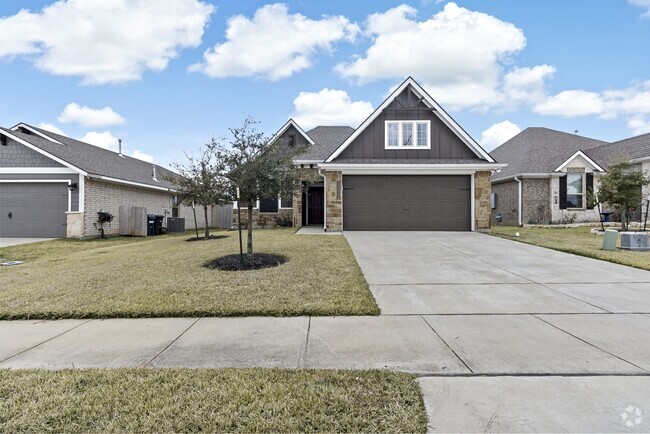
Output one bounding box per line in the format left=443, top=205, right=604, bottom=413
left=318, top=168, right=327, bottom=232
left=514, top=176, right=523, bottom=226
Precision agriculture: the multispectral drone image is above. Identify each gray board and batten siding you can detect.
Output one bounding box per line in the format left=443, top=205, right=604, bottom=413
left=333, top=85, right=483, bottom=162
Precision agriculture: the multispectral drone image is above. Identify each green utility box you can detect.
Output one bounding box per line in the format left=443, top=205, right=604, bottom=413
left=602, top=229, right=618, bottom=251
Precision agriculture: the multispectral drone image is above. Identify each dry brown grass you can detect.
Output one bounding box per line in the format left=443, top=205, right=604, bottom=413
left=0, top=229, right=378, bottom=319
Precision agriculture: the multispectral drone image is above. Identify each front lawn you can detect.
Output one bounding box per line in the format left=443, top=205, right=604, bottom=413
left=0, top=368, right=426, bottom=433
left=491, top=226, right=650, bottom=271
left=0, top=229, right=378, bottom=319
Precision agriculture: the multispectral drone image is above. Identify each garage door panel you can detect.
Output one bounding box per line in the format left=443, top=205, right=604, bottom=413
left=0, top=183, right=68, bottom=238
left=343, top=175, right=471, bottom=231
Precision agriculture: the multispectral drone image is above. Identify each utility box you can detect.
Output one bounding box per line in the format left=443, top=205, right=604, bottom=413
left=619, top=232, right=650, bottom=251
left=167, top=217, right=185, bottom=233
left=602, top=229, right=618, bottom=251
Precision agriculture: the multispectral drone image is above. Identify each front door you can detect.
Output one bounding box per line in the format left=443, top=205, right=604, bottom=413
left=307, top=187, right=324, bottom=225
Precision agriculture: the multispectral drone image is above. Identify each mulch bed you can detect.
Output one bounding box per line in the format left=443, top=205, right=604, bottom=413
left=203, top=253, right=287, bottom=271
left=186, top=235, right=229, bottom=242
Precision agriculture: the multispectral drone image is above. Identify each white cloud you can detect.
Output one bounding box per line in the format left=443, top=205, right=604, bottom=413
left=480, top=120, right=521, bottom=151
left=336, top=3, right=532, bottom=110
left=131, top=150, right=154, bottom=163
left=502, top=65, right=556, bottom=106
left=58, top=103, right=125, bottom=127
left=629, top=0, right=650, bottom=18
left=533, top=90, right=605, bottom=117
left=80, top=131, right=120, bottom=151
left=0, top=0, right=214, bottom=84
left=37, top=123, right=66, bottom=136
left=189, top=3, right=359, bottom=80
left=291, top=88, right=374, bottom=129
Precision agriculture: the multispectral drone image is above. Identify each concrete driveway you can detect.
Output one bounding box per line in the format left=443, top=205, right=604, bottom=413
left=0, top=237, right=56, bottom=248
left=345, top=231, right=650, bottom=432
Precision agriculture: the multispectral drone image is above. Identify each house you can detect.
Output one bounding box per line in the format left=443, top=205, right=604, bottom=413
left=234, top=77, right=505, bottom=232
left=491, top=127, right=650, bottom=225
left=0, top=124, right=208, bottom=238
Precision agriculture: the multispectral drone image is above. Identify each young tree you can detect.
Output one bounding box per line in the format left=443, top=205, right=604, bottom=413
left=597, top=160, right=650, bottom=231
left=216, top=118, right=307, bottom=255
left=170, top=144, right=229, bottom=239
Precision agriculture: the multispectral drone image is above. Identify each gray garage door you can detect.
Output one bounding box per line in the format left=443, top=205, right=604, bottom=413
left=343, top=175, right=471, bottom=231
left=0, top=183, right=68, bottom=238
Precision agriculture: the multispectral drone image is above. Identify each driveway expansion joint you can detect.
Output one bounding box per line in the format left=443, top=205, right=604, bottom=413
left=420, top=315, right=474, bottom=374
left=531, top=314, right=646, bottom=372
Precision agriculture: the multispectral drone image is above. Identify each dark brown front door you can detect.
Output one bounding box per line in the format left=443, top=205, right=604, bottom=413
left=343, top=175, right=471, bottom=231
left=307, top=187, right=324, bottom=225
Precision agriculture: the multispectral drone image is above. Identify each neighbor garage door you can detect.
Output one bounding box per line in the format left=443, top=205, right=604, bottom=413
left=343, top=175, right=471, bottom=231
left=0, top=183, right=68, bottom=238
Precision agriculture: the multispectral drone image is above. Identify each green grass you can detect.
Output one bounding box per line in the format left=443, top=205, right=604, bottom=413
left=0, top=368, right=426, bottom=433
left=491, top=225, right=650, bottom=271
left=0, top=229, right=379, bottom=319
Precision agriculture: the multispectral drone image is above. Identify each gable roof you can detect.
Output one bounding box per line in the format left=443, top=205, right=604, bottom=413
left=490, top=127, right=608, bottom=181
left=325, top=77, right=495, bottom=163
left=586, top=132, right=650, bottom=167
left=2, top=124, right=178, bottom=190
left=270, top=119, right=314, bottom=146
left=554, top=150, right=606, bottom=172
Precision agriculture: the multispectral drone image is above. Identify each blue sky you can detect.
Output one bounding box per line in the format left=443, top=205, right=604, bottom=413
left=1, top=0, right=649, bottom=168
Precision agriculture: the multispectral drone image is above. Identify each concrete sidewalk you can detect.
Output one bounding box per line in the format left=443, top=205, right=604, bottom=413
left=2, top=314, right=649, bottom=374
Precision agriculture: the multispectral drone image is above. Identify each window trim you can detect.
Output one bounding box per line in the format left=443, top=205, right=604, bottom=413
left=279, top=195, right=293, bottom=209
left=233, top=200, right=258, bottom=210
left=565, top=172, right=585, bottom=210
left=384, top=120, right=431, bottom=149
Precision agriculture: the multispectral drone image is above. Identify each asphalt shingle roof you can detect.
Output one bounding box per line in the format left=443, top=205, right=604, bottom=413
left=300, top=126, right=354, bottom=161
left=586, top=132, right=650, bottom=167
left=490, top=127, right=608, bottom=181
left=4, top=125, right=178, bottom=189
left=327, top=158, right=485, bottom=164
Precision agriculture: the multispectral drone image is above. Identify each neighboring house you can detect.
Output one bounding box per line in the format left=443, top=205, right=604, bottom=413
left=0, top=124, right=209, bottom=238
left=235, top=77, right=505, bottom=232
left=491, top=127, right=650, bottom=225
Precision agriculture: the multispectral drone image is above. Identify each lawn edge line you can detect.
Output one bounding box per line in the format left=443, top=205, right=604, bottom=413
left=145, top=317, right=201, bottom=366
left=490, top=233, right=650, bottom=273
left=0, top=319, right=93, bottom=364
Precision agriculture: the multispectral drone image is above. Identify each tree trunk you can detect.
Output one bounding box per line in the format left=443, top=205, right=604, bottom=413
left=203, top=205, right=210, bottom=239
left=247, top=206, right=254, bottom=255
left=621, top=207, right=628, bottom=231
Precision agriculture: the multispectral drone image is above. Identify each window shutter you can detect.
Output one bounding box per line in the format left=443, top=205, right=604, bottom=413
left=559, top=175, right=568, bottom=209
left=586, top=173, right=594, bottom=209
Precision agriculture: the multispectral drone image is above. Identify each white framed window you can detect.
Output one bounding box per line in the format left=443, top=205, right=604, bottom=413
left=385, top=120, right=430, bottom=149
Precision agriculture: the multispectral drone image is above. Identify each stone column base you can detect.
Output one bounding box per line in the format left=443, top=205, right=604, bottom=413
left=66, top=212, right=85, bottom=238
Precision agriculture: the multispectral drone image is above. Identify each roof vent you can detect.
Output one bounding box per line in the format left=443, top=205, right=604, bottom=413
left=152, top=165, right=158, bottom=182
left=118, top=138, right=125, bottom=158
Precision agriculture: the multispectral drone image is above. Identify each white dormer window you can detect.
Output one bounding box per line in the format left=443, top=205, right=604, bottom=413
left=385, top=120, right=430, bottom=149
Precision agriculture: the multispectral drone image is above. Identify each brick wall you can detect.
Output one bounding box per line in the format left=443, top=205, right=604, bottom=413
left=0, top=137, right=63, bottom=167
left=492, top=180, right=519, bottom=225
left=474, top=171, right=491, bottom=230
left=84, top=178, right=212, bottom=237
left=522, top=178, right=551, bottom=224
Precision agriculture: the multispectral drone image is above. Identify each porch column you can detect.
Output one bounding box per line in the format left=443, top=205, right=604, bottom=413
left=326, top=171, right=343, bottom=231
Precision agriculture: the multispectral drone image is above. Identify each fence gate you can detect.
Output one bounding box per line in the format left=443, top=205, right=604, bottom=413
left=212, top=204, right=233, bottom=229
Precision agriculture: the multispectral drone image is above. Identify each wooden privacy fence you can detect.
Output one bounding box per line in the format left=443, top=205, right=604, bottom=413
left=212, top=204, right=233, bottom=229
left=119, top=205, right=147, bottom=236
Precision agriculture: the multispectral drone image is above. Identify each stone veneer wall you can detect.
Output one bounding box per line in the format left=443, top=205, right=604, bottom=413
left=474, top=171, right=492, bottom=231
left=522, top=178, right=551, bottom=224
left=326, top=171, right=343, bottom=231
left=491, top=180, right=519, bottom=226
